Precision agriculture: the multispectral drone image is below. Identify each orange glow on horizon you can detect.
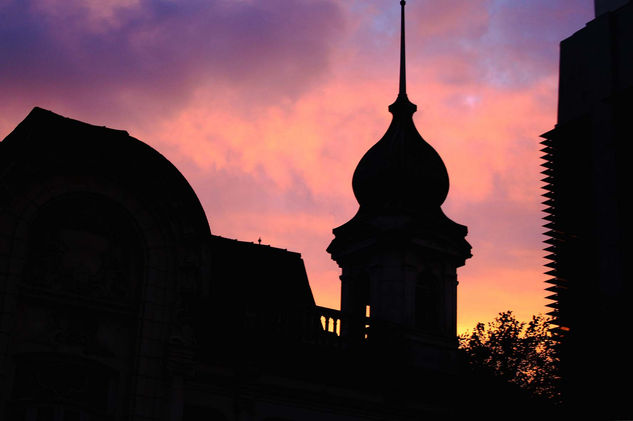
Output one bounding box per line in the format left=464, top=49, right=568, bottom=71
left=0, top=0, right=595, bottom=334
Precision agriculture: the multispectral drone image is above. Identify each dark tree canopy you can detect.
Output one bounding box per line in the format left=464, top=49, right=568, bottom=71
left=459, top=311, right=560, bottom=402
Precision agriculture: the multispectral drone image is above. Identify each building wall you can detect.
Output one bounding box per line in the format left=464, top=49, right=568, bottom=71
left=1, top=109, right=460, bottom=420
left=543, top=1, right=633, bottom=416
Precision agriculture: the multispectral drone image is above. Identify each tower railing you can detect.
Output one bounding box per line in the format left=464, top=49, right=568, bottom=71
left=241, top=305, right=374, bottom=348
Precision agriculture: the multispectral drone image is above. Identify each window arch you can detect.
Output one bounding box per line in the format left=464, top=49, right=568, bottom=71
left=23, top=192, right=144, bottom=307
left=7, top=192, right=146, bottom=420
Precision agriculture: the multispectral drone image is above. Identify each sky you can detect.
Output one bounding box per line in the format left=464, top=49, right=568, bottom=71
left=0, top=0, right=594, bottom=333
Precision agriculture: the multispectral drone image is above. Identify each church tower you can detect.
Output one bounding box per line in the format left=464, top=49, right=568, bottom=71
left=327, top=0, right=471, bottom=371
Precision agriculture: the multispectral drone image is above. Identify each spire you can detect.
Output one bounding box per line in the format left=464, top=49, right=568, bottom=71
left=350, top=0, right=449, bottom=214
left=389, top=0, right=416, bottom=115
left=399, top=0, right=407, bottom=96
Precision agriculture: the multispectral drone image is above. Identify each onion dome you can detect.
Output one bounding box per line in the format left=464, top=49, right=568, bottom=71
left=352, top=0, right=449, bottom=213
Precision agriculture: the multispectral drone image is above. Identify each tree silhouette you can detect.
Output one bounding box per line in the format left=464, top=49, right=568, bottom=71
left=459, top=311, right=560, bottom=402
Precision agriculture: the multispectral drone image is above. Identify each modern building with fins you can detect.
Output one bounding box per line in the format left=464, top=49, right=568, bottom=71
left=541, top=0, right=632, bottom=416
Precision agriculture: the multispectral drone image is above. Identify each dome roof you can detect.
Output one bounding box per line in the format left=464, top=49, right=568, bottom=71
left=351, top=0, right=449, bottom=214
left=352, top=95, right=449, bottom=213
left=329, top=1, right=471, bottom=264
left=0, top=107, right=211, bottom=236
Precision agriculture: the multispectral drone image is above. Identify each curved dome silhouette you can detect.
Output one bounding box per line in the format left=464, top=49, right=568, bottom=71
left=352, top=97, right=449, bottom=213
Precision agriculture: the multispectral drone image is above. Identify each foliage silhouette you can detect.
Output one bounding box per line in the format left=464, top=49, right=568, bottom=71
left=459, top=311, right=560, bottom=402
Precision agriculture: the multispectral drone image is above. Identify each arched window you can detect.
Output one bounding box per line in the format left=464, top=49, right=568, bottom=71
left=23, top=192, right=144, bottom=306
left=9, top=192, right=145, bottom=420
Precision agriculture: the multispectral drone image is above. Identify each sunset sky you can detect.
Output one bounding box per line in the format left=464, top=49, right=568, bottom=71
left=0, top=0, right=594, bottom=332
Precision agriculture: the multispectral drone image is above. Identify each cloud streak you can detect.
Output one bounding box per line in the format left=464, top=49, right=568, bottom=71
left=0, top=0, right=344, bottom=117
left=0, top=0, right=594, bottom=330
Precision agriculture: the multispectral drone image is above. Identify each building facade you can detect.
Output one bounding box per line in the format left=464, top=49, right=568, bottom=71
left=541, top=0, right=632, bottom=416
left=0, top=2, right=474, bottom=420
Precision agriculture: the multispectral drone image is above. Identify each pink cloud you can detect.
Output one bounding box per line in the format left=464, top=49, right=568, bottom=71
left=0, top=0, right=345, bottom=124
left=0, top=0, right=596, bottom=331
left=411, top=0, right=490, bottom=40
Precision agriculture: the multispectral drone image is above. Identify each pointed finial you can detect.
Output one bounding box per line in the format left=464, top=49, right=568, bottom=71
left=399, top=0, right=407, bottom=96
left=389, top=0, right=417, bottom=115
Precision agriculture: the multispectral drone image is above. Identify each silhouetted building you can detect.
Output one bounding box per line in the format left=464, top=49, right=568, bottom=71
left=541, top=0, right=633, bottom=417
left=327, top=0, right=470, bottom=374
left=0, top=2, right=475, bottom=420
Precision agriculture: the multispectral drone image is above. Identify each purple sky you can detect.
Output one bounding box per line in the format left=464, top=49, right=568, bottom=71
left=0, top=0, right=595, bottom=332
